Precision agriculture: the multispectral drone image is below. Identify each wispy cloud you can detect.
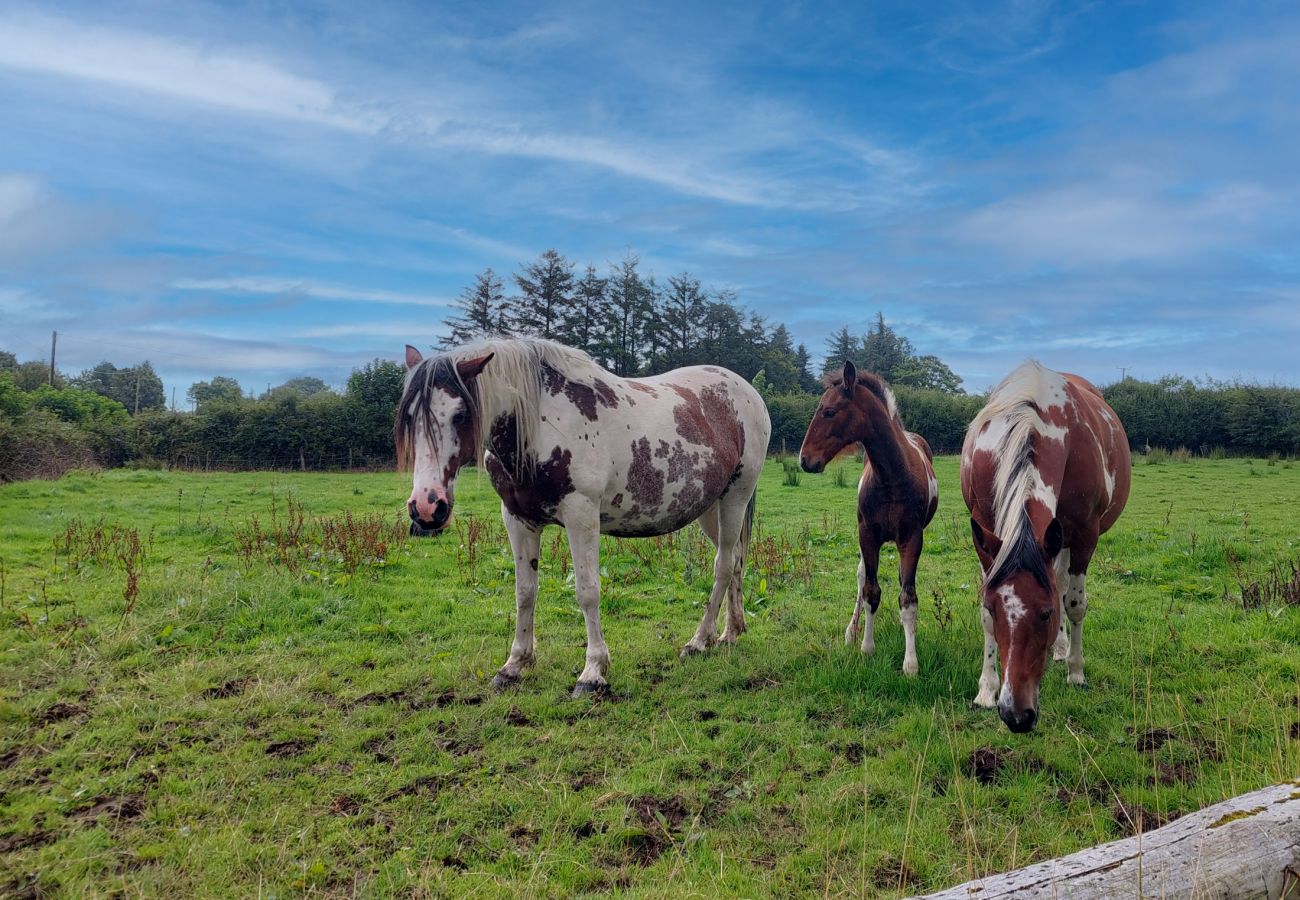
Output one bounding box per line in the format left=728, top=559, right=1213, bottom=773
left=0, top=11, right=916, bottom=211
left=0, top=13, right=379, bottom=132
left=173, top=277, right=452, bottom=308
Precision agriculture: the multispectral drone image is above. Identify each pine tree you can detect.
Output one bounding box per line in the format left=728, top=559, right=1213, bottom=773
left=823, top=326, right=861, bottom=376
left=761, top=324, right=801, bottom=393
left=441, top=269, right=508, bottom=348
left=511, top=250, right=575, bottom=340
left=860, top=312, right=913, bottom=382
left=794, top=343, right=819, bottom=393
left=562, top=265, right=609, bottom=360
left=604, top=254, right=654, bottom=376
left=661, top=273, right=707, bottom=367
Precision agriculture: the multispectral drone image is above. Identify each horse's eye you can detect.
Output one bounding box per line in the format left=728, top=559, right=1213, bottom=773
left=452, top=411, right=468, bottom=426
left=822, top=408, right=837, bottom=419
left=1039, top=608, right=1053, bottom=622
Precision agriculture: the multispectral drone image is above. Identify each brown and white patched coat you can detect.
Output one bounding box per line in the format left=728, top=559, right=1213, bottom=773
left=961, top=360, right=1130, bottom=732
left=396, top=338, right=771, bottom=697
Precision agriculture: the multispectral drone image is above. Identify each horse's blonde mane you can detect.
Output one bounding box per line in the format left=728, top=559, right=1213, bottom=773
left=405, top=337, right=610, bottom=478
left=967, top=360, right=1063, bottom=586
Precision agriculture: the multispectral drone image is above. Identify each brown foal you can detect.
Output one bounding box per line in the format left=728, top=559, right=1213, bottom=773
left=799, top=361, right=938, bottom=674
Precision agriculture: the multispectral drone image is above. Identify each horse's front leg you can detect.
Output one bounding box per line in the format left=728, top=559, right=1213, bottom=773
left=1051, top=548, right=1071, bottom=661
left=566, top=499, right=610, bottom=697
left=973, top=604, right=999, bottom=709
left=682, top=499, right=743, bottom=657
left=492, top=508, right=542, bottom=689
left=854, top=524, right=883, bottom=655
left=897, top=531, right=923, bottom=676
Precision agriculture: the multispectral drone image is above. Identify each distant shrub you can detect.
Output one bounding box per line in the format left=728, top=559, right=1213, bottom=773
left=0, top=408, right=97, bottom=482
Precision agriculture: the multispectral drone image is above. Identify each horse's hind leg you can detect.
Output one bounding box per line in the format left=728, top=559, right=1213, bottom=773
left=719, top=491, right=754, bottom=644
left=682, top=492, right=745, bottom=657
left=492, top=509, right=542, bottom=689
left=695, top=502, right=743, bottom=643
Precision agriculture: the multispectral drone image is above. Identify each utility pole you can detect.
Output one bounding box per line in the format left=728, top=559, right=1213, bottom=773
left=49, top=330, right=57, bottom=385
left=171, top=386, right=176, bottom=412
left=134, top=372, right=141, bottom=415
left=1118, top=366, right=1129, bottom=381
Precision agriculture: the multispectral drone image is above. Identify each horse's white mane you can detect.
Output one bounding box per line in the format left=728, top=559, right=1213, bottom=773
left=439, top=337, right=609, bottom=472
left=967, top=360, right=1065, bottom=584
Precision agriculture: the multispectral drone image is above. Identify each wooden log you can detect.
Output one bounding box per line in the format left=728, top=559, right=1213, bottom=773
left=912, top=780, right=1300, bottom=899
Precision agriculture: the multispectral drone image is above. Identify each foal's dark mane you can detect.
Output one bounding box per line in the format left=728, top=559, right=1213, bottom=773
left=824, top=368, right=902, bottom=425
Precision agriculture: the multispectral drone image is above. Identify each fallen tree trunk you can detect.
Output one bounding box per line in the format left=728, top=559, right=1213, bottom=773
left=913, top=780, right=1300, bottom=899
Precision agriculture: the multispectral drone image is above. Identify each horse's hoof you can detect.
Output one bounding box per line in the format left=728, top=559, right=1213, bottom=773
left=679, top=643, right=708, bottom=659
left=1068, top=676, right=1089, bottom=689
left=491, top=672, right=520, bottom=690
left=571, top=681, right=608, bottom=699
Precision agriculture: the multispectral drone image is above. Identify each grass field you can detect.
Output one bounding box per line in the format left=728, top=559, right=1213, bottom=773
left=2, top=455, right=1299, bottom=898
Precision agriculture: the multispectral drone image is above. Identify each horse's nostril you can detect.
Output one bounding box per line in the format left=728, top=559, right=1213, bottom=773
left=431, top=499, right=451, bottom=527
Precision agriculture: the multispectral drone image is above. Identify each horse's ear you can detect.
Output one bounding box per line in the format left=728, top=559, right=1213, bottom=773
left=970, top=517, right=1000, bottom=566
left=1043, top=518, right=1064, bottom=559
left=404, top=345, right=423, bottom=370
left=842, top=360, right=857, bottom=392
left=455, top=352, right=495, bottom=381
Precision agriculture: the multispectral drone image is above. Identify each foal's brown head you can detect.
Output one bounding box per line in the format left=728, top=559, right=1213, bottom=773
left=799, top=361, right=893, bottom=473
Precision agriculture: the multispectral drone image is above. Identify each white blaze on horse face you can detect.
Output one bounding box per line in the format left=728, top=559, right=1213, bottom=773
left=995, top=583, right=1025, bottom=706
left=407, top=390, right=465, bottom=522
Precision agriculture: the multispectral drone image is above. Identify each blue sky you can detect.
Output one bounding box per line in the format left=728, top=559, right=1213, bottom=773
left=2, top=1, right=1298, bottom=400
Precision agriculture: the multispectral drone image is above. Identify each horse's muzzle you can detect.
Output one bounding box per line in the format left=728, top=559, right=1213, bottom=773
left=800, top=455, right=824, bottom=474
left=408, top=498, right=451, bottom=536
left=999, top=705, right=1038, bottom=733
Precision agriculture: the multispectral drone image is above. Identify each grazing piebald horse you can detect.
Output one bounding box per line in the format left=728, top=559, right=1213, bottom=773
left=799, top=361, right=938, bottom=675
left=962, top=360, right=1130, bottom=732
left=395, top=338, right=771, bottom=697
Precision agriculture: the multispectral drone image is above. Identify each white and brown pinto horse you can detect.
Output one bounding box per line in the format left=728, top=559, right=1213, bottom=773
left=396, top=338, right=771, bottom=697
left=961, top=361, right=1130, bottom=732
left=799, top=362, right=938, bottom=674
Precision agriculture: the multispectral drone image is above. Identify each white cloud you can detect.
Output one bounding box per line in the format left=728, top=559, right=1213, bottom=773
left=0, top=13, right=379, bottom=132
left=291, top=322, right=427, bottom=340
left=953, top=179, right=1273, bottom=267
left=0, top=13, right=915, bottom=211
left=173, top=276, right=451, bottom=308
left=0, top=172, right=133, bottom=267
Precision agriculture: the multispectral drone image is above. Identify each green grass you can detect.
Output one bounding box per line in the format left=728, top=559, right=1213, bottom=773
left=1, top=458, right=1298, bottom=898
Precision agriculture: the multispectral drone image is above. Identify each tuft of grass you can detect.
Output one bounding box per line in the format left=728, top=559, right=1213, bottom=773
left=782, top=458, right=801, bottom=487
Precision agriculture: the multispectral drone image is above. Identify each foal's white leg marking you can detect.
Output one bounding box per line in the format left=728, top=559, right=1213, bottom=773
left=566, top=499, right=610, bottom=690
left=682, top=497, right=743, bottom=656
left=1052, top=548, right=1071, bottom=662
left=900, top=603, right=919, bottom=676
left=495, top=508, right=541, bottom=686
left=846, top=556, right=866, bottom=646
left=1064, top=570, right=1088, bottom=686
left=974, top=605, right=999, bottom=708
